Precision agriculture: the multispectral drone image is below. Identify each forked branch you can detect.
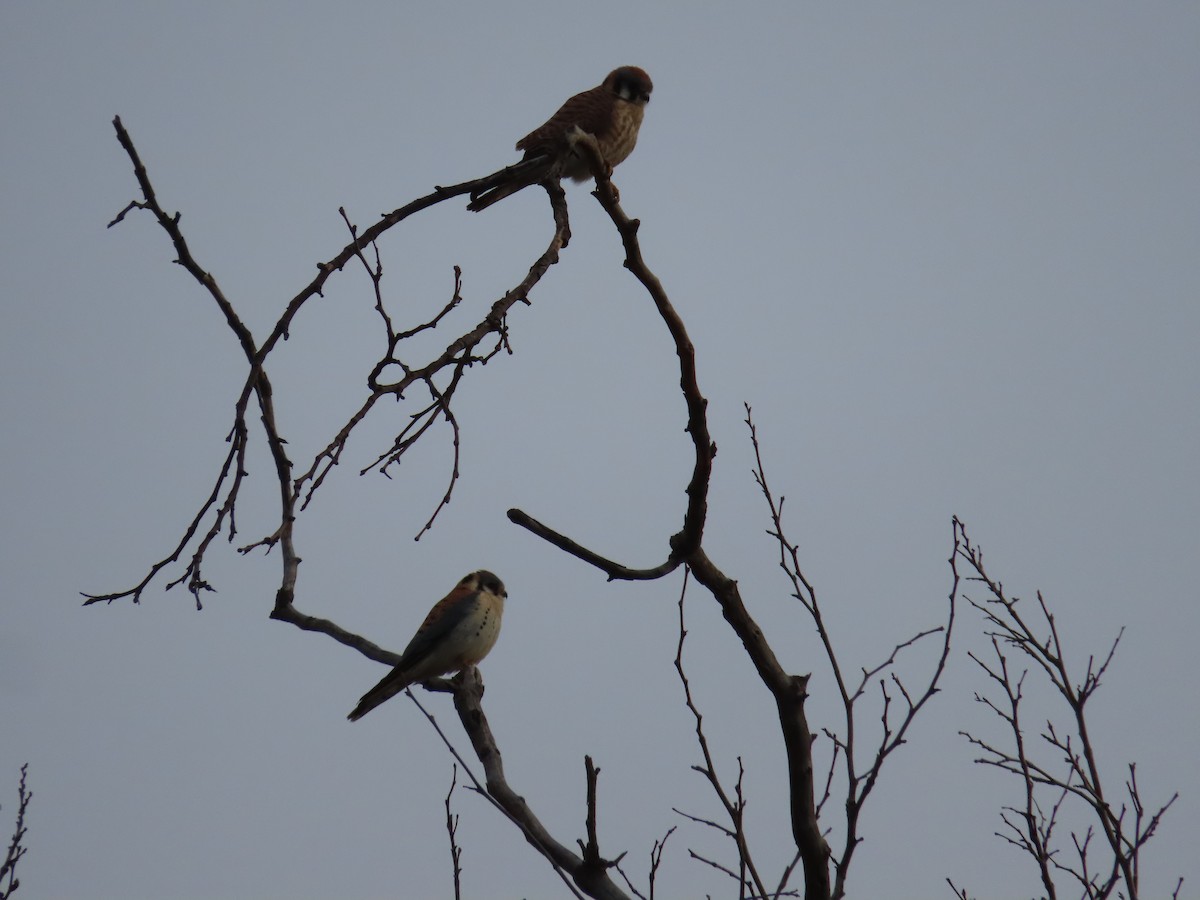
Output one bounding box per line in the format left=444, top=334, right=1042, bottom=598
left=510, top=145, right=833, bottom=899
left=747, top=407, right=955, bottom=899
left=89, top=118, right=570, bottom=613
left=954, top=518, right=1179, bottom=900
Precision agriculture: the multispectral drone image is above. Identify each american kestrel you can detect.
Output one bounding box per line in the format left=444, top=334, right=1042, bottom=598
left=347, top=570, right=507, bottom=721
left=467, top=66, right=653, bottom=211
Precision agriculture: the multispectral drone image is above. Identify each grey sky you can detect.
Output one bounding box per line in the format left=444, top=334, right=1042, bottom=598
left=2, top=3, right=1197, bottom=898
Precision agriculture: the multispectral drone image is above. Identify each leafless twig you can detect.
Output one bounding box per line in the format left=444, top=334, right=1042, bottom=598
left=955, top=518, right=1179, bottom=900
left=510, top=139, right=833, bottom=900
left=89, top=115, right=570, bottom=611
left=747, top=406, right=956, bottom=899
left=95, top=115, right=651, bottom=900
left=507, top=135, right=714, bottom=581
left=674, top=575, right=770, bottom=899
left=449, top=669, right=631, bottom=899
left=0, top=765, right=31, bottom=900
left=407, top=682, right=592, bottom=899
left=444, top=765, right=464, bottom=900
left=578, top=756, right=626, bottom=887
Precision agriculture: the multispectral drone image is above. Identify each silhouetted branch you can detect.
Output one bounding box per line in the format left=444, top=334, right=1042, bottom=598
left=673, top=577, right=771, bottom=899
left=955, top=518, right=1179, bottom=900
left=86, top=116, right=294, bottom=609
left=444, top=766, right=464, bottom=900
left=506, top=509, right=680, bottom=581
left=499, top=154, right=836, bottom=897
left=92, top=113, right=651, bottom=899
left=90, top=114, right=571, bottom=610
left=508, top=134, right=713, bottom=579
left=0, top=764, right=31, bottom=900
left=578, top=756, right=626, bottom=888
left=448, top=669, right=631, bottom=900
left=612, top=824, right=677, bottom=900
left=406, top=683, right=591, bottom=899
left=89, top=106, right=1174, bottom=900
left=402, top=673, right=634, bottom=900
left=647, top=826, right=676, bottom=900
left=748, top=406, right=955, bottom=899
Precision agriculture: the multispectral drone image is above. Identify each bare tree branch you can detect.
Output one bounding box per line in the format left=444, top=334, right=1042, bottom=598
left=673, top=575, right=771, bottom=899
left=955, top=518, right=1179, bottom=900
left=407, top=673, right=633, bottom=900
left=747, top=407, right=956, bottom=899
left=406, top=684, right=591, bottom=900
left=93, top=116, right=640, bottom=899
left=444, top=765, right=464, bottom=900
left=578, top=756, right=627, bottom=885
left=91, top=109, right=1180, bottom=900
left=89, top=116, right=570, bottom=611
left=507, top=148, right=836, bottom=899
left=508, top=135, right=714, bottom=581
left=648, top=827, right=676, bottom=900
left=0, top=765, right=31, bottom=900
left=448, top=669, right=631, bottom=900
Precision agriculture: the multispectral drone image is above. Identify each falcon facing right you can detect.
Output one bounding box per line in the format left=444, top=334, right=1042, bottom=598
left=346, top=570, right=507, bottom=722
left=467, top=66, right=653, bottom=212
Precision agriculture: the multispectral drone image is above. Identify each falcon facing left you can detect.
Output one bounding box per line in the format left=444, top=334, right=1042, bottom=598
left=467, top=66, right=653, bottom=211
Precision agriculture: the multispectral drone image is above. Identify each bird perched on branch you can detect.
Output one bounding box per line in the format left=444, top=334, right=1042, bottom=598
left=467, top=66, right=653, bottom=211
left=347, top=570, right=507, bottom=721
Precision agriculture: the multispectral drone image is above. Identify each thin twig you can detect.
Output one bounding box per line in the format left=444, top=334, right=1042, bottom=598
left=0, top=765, right=31, bottom=900
left=444, top=765, right=464, bottom=900
left=956, top=518, right=1179, bottom=900
left=673, top=573, right=768, bottom=899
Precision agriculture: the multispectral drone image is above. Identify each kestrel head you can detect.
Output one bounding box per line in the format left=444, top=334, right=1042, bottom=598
left=604, top=66, right=653, bottom=106
left=464, top=569, right=507, bottom=599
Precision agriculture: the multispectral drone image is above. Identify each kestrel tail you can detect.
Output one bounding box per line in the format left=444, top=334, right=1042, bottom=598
left=467, top=66, right=653, bottom=212
left=347, top=570, right=507, bottom=721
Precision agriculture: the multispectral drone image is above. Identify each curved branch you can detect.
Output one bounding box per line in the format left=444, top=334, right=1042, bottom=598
left=505, top=509, right=680, bottom=581
left=509, top=139, right=713, bottom=578
left=508, top=157, right=833, bottom=896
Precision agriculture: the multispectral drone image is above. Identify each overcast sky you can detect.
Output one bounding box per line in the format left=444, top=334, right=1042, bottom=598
left=2, top=3, right=1197, bottom=898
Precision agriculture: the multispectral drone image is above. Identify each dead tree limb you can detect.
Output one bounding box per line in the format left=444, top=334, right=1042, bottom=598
left=955, top=518, right=1179, bottom=900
